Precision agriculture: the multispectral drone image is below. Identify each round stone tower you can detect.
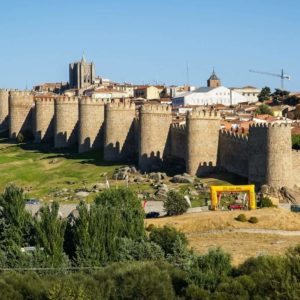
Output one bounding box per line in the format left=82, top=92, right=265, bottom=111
left=9, top=91, right=34, bottom=140
left=0, top=89, right=9, bottom=131
left=186, top=109, right=220, bottom=176
left=139, top=105, right=172, bottom=172
left=249, top=123, right=292, bottom=188
left=78, top=97, right=108, bottom=153
left=104, top=99, right=136, bottom=161
left=34, top=97, right=55, bottom=143
left=54, top=96, right=79, bottom=148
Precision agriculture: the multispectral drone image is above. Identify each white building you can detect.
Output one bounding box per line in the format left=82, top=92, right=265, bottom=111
left=172, top=86, right=248, bottom=107
left=231, top=86, right=261, bottom=103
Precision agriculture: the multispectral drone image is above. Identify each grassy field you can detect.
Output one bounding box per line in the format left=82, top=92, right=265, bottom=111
left=0, top=139, right=127, bottom=201
left=0, top=139, right=246, bottom=203
left=146, top=208, right=300, bottom=265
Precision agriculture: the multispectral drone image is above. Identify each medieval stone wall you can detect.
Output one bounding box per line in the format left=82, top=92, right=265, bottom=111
left=186, top=109, right=220, bottom=176
left=54, top=97, right=79, bottom=148
left=139, top=105, right=172, bottom=171
left=170, top=123, right=186, bottom=160
left=218, top=130, right=248, bottom=178
left=9, top=91, right=34, bottom=139
left=248, top=123, right=293, bottom=188
left=292, top=150, right=300, bottom=188
left=0, top=89, right=9, bottom=131
left=78, top=97, right=108, bottom=153
left=34, top=97, right=55, bottom=143
left=104, top=100, right=136, bottom=162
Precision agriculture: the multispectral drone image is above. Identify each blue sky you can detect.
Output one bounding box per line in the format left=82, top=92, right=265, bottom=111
left=0, top=0, right=299, bottom=91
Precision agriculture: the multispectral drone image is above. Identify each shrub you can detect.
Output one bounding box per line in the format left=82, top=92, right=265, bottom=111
left=164, top=190, right=189, bottom=216
left=248, top=216, right=258, bottom=224
left=261, top=196, right=273, bottom=208
left=235, top=214, right=247, bottom=222
left=146, top=224, right=155, bottom=232
left=149, top=225, right=187, bottom=256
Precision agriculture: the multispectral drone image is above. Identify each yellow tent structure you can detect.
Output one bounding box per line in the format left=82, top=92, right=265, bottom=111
left=210, top=185, right=256, bottom=210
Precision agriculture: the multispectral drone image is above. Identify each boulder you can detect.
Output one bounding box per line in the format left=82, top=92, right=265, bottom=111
left=171, top=174, right=194, bottom=184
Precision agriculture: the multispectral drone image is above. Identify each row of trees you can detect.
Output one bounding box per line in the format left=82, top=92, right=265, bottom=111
left=258, top=86, right=300, bottom=106
left=1, top=185, right=300, bottom=299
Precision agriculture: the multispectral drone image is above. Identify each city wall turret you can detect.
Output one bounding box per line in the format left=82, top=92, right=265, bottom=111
left=139, top=105, right=172, bottom=171
left=54, top=96, right=79, bottom=148
left=0, top=89, right=9, bottom=131
left=34, top=97, right=55, bottom=143
left=78, top=97, right=108, bottom=153
left=186, top=109, right=220, bottom=176
left=104, top=99, right=136, bottom=161
left=9, top=91, right=34, bottom=140
left=248, top=123, right=293, bottom=188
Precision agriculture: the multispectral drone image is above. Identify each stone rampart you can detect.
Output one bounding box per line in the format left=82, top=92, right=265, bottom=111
left=34, top=97, right=55, bottom=143
left=218, top=130, right=249, bottom=178
left=104, top=100, right=136, bottom=161
left=0, top=89, right=9, bottom=131
left=54, top=97, right=79, bottom=148
left=292, top=150, right=300, bottom=188
left=170, top=123, right=186, bottom=160
left=186, top=109, right=220, bottom=175
left=9, top=91, right=34, bottom=139
left=248, top=123, right=293, bottom=188
left=78, top=97, right=109, bottom=153
left=139, top=105, right=172, bottom=171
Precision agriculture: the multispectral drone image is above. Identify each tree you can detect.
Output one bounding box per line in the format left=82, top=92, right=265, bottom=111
left=149, top=225, right=187, bottom=256
left=34, top=202, right=69, bottom=267
left=272, top=89, right=290, bottom=105
left=0, top=185, right=33, bottom=267
left=255, top=104, right=273, bottom=116
left=164, top=190, right=189, bottom=216
left=70, top=188, right=145, bottom=266
left=258, top=86, right=271, bottom=102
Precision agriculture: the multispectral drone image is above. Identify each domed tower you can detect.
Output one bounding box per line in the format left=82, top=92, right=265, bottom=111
left=207, top=69, right=221, bottom=88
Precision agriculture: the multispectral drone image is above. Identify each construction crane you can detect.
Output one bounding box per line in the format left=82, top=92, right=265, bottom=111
left=249, top=69, right=291, bottom=90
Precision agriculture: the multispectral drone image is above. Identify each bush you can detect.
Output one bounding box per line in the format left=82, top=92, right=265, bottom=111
left=248, top=216, right=258, bottom=224
left=164, top=190, right=189, bottom=216
left=261, top=196, right=274, bottom=208
left=149, top=225, right=187, bottom=256
left=235, top=214, right=247, bottom=222
left=146, top=224, right=155, bottom=232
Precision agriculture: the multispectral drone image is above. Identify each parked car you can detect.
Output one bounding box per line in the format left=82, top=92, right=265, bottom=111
left=228, top=203, right=245, bottom=210
left=145, top=211, right=160, bottom=218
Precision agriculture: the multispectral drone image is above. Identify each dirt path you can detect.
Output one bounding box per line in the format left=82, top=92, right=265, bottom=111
left=189, top=228, right=300, bottom=237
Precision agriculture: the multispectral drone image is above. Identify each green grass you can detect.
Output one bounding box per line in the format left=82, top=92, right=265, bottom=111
left=0, top=139, right=247, bottom=205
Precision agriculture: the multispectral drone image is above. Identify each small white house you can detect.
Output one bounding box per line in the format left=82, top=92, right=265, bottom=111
left=172, top=86, right=248, bottom=107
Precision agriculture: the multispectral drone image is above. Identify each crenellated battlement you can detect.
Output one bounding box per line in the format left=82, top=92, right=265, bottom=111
left=80, top=97, right=110, bottom=105
left=140, top=104, right=171, bottom=114
left=220, top=129, right=248, bottom=143
left=0, top=89, right=9, bottom=93
left=55, top=96, right=79, bottom=104
left=171, top=123, right=186, bottom=132
left=34, top=97, right=55, bottom=103
left=187, top=109, right=220, bottom=119
left=9, top=90, right=33, bottom=97
left=249, top=122, right=291, bottom=129
left=106, top=101, right=135, bottom=110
